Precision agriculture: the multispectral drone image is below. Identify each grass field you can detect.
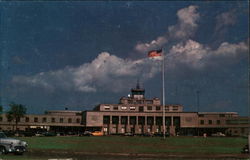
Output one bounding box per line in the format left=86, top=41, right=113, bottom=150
left=20, top=136, right=246, bottom=154
left=0, top=136, right=248, bottom=160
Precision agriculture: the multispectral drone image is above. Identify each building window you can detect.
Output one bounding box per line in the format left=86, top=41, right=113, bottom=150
left=104, top=106, right=110, bottom=110
left=130, top=106, right=136, bottom=110
left=200, top=120, right=204, bottom=125
left=173, top=106, right=178, bottom=111
left=42, top=117, right=47, bottom=123
left=103, top=127, right=108, bottom=132
left=51, top=118, right=55, bottom=123
left=165, top=106, right=169, bottom=111
left=113, top=106, right=118, bottom=110
left=25, top=117, right=29, bottom=122
left=7, top=117, right=11, bottom=122
left=103, top=116, right=110, bottom=124
left=219, top=114, right=225, bottom=117
left=136, top=100, right=142, bottom=104
left=156, top=106, right=161, bottom=110
left=121, top=106, right=127, bottom=110
left=60, top=118, right=64, bottom=123
left=216, top=120, right=220, bottom=125
left=121, top=116, right=128, bottom=124
left=139, top=106, right=144, bottom=112
left=68, top=118, right=72, bottom=123
left=147, top=106, right=152, bottom=111
left=173, top=108, right=178, bottom=111
left=156, top=117, right=163, bottom=125
left=147, top=117, right=154, bottom=125
left=34, top=117, right=38, bottom=123
left=146, top=100, right=153, bottom=104
left=138, top=116, right=145, bottom=125
left=76, top=118, right=80, bottom=123
left=208, top=120, right=212, bottom=124
left=129, top=116, right=136, bottom=125
left=199, top=114, right=204, bottom=117
left=112, top=116, right=119, bottom=124
left=241, top=128, right=245, bottom=133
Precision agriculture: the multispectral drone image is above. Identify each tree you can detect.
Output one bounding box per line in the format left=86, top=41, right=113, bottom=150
left=6, top=103, right=27, bottom=131
left=0, top=105, right=2, bottom=125
left=0, top=105, right=2, bottom=113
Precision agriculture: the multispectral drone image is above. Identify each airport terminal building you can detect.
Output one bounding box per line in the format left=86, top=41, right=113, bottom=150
left=0, top=84, right=249, bottom=136
left=82, top=84, right=248, bottom=136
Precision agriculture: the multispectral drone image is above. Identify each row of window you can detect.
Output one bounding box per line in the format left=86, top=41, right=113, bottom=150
left=127, top=100, right=154, bottom=105
left=199, top=114, right=226, bottom=118
left=103, top=116, right=181, bottom=126
left=200, top=120, right=221, bottom=125
left=104, top=106, right=158, bottom=111
left=0, top=116, right=80, bottom=124
left=104, top=105, right=179, bottom=111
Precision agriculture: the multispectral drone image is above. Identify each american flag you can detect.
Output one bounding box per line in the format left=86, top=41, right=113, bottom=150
left=148, top=49, right=162, bottom=57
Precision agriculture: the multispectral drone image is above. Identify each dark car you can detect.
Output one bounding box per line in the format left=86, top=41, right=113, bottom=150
left=142, top=132, right=154, bottom=137
left=80, top=131, right=92, bottom=136
left=242, top=144, right=249, bottom=154
left=123, top=132, right=134, bottom=136
left=153, top=132, right=170, bottom=137
left=42, top=132, right=56, bottom=137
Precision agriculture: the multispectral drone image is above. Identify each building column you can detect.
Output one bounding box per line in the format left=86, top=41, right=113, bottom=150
left=117, top=116, right=121, bottom=134
left=109, top=116, right=112, bottom=135
left=144, top=116, right=147, bottom=133
left=171, top=116, right=174, bottom=126
left=135, top=116, right=139, bottom=134
left=152, top=116, right=156, bottom=133
left=170, top=116, right=175, bottom=136
left=126, top=116, right=130, bottom=133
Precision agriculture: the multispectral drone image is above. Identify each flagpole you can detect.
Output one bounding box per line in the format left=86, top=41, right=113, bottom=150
left=162, top=49, right=166, bottom=139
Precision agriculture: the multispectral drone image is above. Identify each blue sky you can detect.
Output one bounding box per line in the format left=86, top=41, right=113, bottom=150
left=0, top=1, right=249, bottom=114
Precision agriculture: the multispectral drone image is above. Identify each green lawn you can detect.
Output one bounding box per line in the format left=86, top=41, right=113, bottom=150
left=0, top=136, right=247, bottom=160
left=18, top=136, right=246, bottom=154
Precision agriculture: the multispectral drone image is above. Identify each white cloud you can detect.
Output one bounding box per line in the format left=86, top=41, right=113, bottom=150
left=166, top=40, right=248, bottom=70
left=135, top=5, right=200, bottom=53
left=168, top=5, right=200, bottom=39
left=12, top=39, right=248, bottom=93
left=215, top=10, right=236, bottom=31
left=135, top=36, right=167, bottom=53
left=12, top=52, right=161, bottom=93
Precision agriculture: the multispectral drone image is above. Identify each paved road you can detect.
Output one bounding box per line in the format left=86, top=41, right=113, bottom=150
left=26, top=149, right=250, bottom=160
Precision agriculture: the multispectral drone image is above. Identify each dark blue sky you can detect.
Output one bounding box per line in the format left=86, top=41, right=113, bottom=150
left=0, top=1, right=249, bottom=115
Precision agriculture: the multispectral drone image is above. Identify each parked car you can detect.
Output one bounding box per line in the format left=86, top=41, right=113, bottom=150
left=242, top=144, right=249, bottom=154
left=123, top=132, right=134, bottom=136
left=91, top=131, right=103, bottom=136
left=81, top=131, right=92, bottom=136
left=142, top=132, right=154, bottom=137
left=16, top=131, right=35, bottom=137
left=211, top=132, right=226, bottom=137
left=153, top=132, right=170, bottom=137
left=42, top=131, right=56, bottom=136
left=0, top=132, right=28, bottom=155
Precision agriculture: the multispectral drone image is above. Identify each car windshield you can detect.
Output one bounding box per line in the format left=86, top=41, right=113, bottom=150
left=0, top=132, right=7, bottom=138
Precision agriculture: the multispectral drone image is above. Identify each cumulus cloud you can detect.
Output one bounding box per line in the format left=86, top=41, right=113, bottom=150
left=12, top=39, right=248, bottom=93
left=135, top=36, right=167, bottom=53
left=166, top=40, right=248, bottom=70
left=215, top=10, right=236, bottom=32
left=11, top=5, right=248, bottom=94
left=168, top=5, right=200, bottom=39
left=12, top=52, right=161, bottom=93
left=135, top=5, right=200, bottom=53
